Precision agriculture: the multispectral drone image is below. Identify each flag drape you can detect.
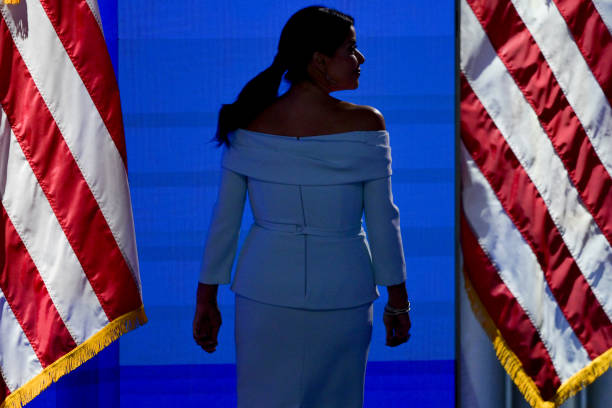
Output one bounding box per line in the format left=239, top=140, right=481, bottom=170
left=0, top=1, right=146, bottom=407
left=460, top=0, right=612, bottom=407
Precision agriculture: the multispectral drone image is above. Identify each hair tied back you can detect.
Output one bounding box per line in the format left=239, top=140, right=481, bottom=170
left=214, top=6, right=354, bottom=147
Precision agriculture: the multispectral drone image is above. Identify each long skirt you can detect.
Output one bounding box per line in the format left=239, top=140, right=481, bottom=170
left=235, top=295, right=373, bottom=408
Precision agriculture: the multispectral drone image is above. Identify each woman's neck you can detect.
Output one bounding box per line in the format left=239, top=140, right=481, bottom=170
left=284, top=80, right=338, bottom=105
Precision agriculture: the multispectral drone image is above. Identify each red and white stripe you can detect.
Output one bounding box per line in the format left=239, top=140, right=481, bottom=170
left=0, top=288, right=43, bottom=393
left=0, top=0, right=143, bottom=405
left=0, top=108, right=109, bottom=344
left=515, top=0, right=612, bottom=180
left=461, top=0, right=612, bottom=404
left=2, top=0, right=140, bottom=289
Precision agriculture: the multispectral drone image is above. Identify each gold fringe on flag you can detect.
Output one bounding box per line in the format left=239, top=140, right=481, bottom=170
left=555, top=348, right=612, bottom=406
left=0, top=306, right=147, bottom=408
left=2, top=1, right=21, bottom=5
left=463, top=269, right=612, bottom=408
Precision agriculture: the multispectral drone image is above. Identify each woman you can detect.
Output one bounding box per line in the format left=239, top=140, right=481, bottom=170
left=193, top=6, right=411, bottom=407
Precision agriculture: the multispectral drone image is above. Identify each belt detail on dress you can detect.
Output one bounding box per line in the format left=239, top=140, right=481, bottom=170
left=254, top=219, right=362, bottom=237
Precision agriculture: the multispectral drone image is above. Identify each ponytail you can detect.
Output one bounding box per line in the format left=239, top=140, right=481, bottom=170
left=215, top=55, right=286, bottom=146
left=214, top=6, right=354, bottom=147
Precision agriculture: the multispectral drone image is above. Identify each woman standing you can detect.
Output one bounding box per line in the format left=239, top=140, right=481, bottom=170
left=193, top=6, right=411, bottom=407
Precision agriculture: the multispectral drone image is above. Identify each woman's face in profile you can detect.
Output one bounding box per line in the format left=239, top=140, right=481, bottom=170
left=325, top=25, right=365, bottom=91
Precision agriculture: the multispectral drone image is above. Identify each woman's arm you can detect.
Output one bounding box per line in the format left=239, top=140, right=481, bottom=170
left=194, top=167, right=247, bottom=353
left=363, top=176, right=411, bottom=346
left=363, top=176, right=406, bottom=286
left=199, top=167, right=248, bottom=284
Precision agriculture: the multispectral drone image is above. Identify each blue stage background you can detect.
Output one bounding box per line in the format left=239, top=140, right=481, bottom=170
left=30, top=1, right=455, bottom=406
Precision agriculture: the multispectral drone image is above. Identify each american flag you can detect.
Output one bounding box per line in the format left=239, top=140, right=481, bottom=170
left=0, top=1, right=145, bottom=407
left=460, top=0, right=612, bottom=406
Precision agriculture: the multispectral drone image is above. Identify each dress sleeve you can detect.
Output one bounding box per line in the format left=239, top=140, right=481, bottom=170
left=363, top=176, right=407, bottom=286
left=199, top=168, right=247, bottom=284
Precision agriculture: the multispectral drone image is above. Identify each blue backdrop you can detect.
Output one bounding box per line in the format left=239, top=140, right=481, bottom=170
left=30, top=1, right=455, bottom=407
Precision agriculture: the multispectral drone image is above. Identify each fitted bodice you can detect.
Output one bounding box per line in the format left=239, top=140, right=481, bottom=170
left=248, top=179, right=364, bottom=234
left=199, top=128, right=406, bottom=309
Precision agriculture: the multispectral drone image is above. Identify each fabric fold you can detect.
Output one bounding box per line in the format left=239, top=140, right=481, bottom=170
left=222, top=129, right=392, bottom=185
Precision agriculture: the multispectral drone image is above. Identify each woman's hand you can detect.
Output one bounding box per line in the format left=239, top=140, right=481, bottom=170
left=383, top=309, right=411, bottom=347
left=384, top=283, right=411, bottom=347
left=193, top=283, right=222, bottom=353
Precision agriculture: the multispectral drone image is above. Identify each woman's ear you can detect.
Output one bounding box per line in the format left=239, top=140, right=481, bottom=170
left=312, top=51, right=328, bottom=72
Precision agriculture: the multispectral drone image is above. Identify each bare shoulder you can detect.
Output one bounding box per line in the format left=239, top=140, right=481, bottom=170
left=246, top=97, right=386, bottom=136
left=337, top=102, right=386, bottom=131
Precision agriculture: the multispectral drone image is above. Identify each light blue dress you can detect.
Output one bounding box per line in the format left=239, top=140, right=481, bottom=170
left=199, top=128, right=406, bottom=407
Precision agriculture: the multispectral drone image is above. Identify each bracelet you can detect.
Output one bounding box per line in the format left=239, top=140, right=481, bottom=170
left=384, top=301, right=411, bottom=316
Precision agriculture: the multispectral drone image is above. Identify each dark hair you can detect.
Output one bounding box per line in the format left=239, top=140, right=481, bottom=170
left=215, top=6, right=354, bottom=146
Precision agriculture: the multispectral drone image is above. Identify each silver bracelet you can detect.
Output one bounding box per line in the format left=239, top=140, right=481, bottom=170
left=384, top=301, right=411, bottom=315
